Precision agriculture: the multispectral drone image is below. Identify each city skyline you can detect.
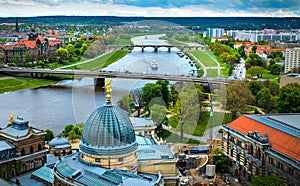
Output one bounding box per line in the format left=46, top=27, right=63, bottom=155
left=0, top=0, right=299, bottom=17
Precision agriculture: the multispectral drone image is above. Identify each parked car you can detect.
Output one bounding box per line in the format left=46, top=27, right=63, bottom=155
left=224, top=177, right=231, bottom=185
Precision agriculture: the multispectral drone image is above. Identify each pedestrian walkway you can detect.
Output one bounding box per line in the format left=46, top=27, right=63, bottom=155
left=162, top=124, right=222, bottom=143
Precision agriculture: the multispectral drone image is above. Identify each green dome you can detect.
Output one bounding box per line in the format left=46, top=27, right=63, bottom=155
left=79, top=103, right=137, bottom=156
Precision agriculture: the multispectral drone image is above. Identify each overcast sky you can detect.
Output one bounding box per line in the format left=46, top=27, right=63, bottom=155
left=0, top=0, right=299, bottom=17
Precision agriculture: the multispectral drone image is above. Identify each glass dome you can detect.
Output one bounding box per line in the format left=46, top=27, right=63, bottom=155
left=79, top=103, right=137, bottom=156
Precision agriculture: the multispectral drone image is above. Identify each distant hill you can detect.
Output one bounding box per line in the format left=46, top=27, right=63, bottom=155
left=0, top=16, right=299, bottom=30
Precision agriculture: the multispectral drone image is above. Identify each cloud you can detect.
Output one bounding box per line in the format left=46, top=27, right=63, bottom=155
left=0, top=0, right=299, bottom=17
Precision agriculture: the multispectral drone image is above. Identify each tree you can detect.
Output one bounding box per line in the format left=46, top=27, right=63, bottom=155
left=277, top=83, right=300, bottom=113
left=252, top=175, right=285, bottom=186
left=45, top=129, right=54, bottom=141
left=248, top=81, right=263, bottom=96
left=130, top=88, right=143, bottom=116
left=156, top=80, right=170, bottom=106
left=176, top=82, right=200, bottom=141
left=269, top=64, right=282, bottom=75
left=56, top=48, right=68, bottom=61
left=150, top=104, right=166, bottom=126
left=142, top=83, right=162, bottom=110
left=212, top=148, right=228, bottom=173
left=12, top=54, right=20, bottom=65
left=66, top=44, right=75, bottom=58
left=68, top=130, right=77, bottom=142
left=116, top=94, right=132, bottom=113
left=62, top=124, right=74, bottom=137
left=247, top=66, right=265, bottom=78
left=257, top=88, right=277, bottom=112
left=252, top=45, right=257, bottom=53
left=226, top=81, right=255, bottom=119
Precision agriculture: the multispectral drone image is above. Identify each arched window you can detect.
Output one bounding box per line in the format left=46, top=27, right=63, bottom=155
left=30, top=160, right=35, bottom=169
left=38, top=144, right=42, bottom=151
left=30, top=146, right=34, bottom=154
left=38, top=158, right=43, bottom=167
left=21, top=149, right=25, bottom=156
left=22, top=163, right=26, bottom=173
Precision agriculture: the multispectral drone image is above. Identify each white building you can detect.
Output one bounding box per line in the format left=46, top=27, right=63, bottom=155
left=285, top=48, right=300, bottom=73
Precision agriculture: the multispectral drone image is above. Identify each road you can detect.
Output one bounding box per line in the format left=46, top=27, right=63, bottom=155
left=0, top=68, right=228, bottom=84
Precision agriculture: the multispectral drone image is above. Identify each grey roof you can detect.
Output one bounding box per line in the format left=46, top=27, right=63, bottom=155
left=246, top=114, right=300, bottom=137
left=80, top=102, right=137, bottom=156
left=54, top=153, right=158, bottom=186
left=49, top=136, right=70, bottom=147
left=137, top=145, right=175, bottom=161
left=0, top=117, right=42, bottom=138
left=130, top=117, right=155, bottom=128
left=136, top=136, right=156, bottom=146
left=0, top=140, right=14, bottom=151
left=31, top=166, right=54, bottom=184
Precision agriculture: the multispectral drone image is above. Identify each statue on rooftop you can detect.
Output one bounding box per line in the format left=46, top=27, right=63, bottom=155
left=105, top=78, right=113, bottom=100
left=8, top=113, right=14, bottom=125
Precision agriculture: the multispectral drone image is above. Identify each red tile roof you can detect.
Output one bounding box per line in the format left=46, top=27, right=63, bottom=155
left=19, top=36, right=46, bottom=49
left=1, top=36, right=47, bottom=50
left=227, top=116, right=300, bottom=161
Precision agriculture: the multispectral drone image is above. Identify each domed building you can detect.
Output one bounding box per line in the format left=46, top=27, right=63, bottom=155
left=49, top=136, right=71, bottom=156
left=79, top=98, right=138, bottom=173
left=53, top=80, right=162, bottom=185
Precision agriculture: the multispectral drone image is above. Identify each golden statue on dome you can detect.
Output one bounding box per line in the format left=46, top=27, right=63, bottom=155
left=105, top=78, right=113, bottom=100
left=8, top=113, right=14, bottom=125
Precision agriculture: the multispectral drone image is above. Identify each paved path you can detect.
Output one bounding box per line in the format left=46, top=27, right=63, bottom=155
left=0, top=76, right=15, bottom=80
left=162, top=124, right=222, bottom=144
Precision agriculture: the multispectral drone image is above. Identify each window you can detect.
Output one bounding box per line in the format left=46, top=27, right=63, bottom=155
left=30, top=160, right=35, bottom=169
left=11, top=169, right=15, bottom=177
left=38, top=158, right=43, bottom=167
left=30, top=146, right=34, bottom=154
left=269, top=157, right=273, bottom=165
left=118, top=157, right=123, bottom=162
left=2, top=171, right=7, bottom=179
left=21, top=149, right=25, bottom=156
left=237, top=153, right=240, bottom=162
left=95, top=158, right=101, bottom=162
left=38, top=144, right=42, bottom=151
left=22, top=163, right=26, bottom=173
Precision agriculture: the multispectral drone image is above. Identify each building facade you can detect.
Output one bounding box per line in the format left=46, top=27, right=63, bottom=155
left=52, top=86, right=179, bottom=186
left=0, top=116, right=47, bottom=180
left=1, top=32, right=61, bottom=64
left=206, top=28, right=225, bottom=38
left=222, top=114, right=300, bottom=185
left=285, top=48, right=300, bottom=73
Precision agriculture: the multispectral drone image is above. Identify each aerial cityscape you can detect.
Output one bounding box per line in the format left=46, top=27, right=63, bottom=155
left=0, top=1, right=299, bottom=186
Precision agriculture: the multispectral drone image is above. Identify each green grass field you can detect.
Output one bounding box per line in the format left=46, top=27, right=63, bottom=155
left=112, top=38, right=133, bottom=45
left=206, top=69, right=219, bottom=77
left=69, top=50, right=129, bottom=70
left=0, top=78, right=56, bottom=94
left=168, top=111, right=232, bottom=137
left=190, top=51, right=219, bottom=67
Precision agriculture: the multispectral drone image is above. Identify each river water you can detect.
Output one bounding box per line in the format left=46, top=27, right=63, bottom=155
left=0, top=35, right=197, bottom=134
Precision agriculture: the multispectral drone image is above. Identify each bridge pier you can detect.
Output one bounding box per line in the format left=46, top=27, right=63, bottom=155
left=154, top=47, right=158, bottom=53
left=168, top=47, right=171, bottom=53
left=141, top=47, right=144, bottom=52
left=94, top=78, right=105, bottom=91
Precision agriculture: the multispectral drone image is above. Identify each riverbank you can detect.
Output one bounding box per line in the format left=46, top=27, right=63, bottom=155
left=0, top=77, right=57, bottom=94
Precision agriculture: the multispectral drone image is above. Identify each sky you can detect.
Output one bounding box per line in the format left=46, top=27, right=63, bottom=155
left=0, top=0, right=299, bottom=17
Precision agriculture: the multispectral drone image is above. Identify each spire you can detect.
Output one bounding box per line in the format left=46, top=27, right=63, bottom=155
left=15, top=18, right=19, bottom=32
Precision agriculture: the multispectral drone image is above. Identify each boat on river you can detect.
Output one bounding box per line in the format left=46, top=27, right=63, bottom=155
left=151, top=60, right=158, bottom=70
